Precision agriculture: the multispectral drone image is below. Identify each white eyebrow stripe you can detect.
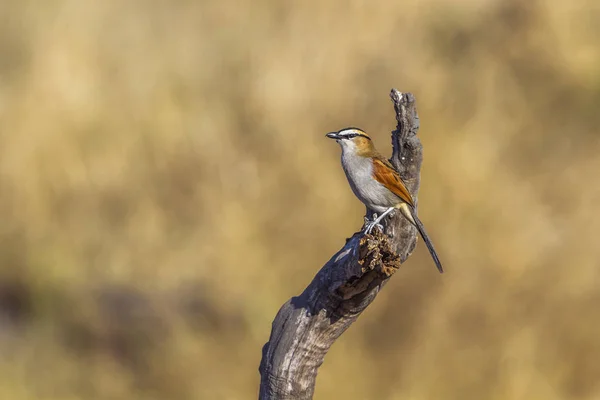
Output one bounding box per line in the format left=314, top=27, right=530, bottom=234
left=338, top=129, right=363, bottom=136
left=337, top=128, right=371, bottom=140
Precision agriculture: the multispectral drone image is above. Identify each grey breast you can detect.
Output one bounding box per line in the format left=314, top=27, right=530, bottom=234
left=341, top=152, right=391, bottom=213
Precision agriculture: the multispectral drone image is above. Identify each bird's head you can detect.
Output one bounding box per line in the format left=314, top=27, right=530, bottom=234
left=325, top=127, right=373, bottom=155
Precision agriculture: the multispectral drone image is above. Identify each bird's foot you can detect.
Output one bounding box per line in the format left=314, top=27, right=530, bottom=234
left=364, top=214, right=384, bottom=235
left=363, top=213, right=376, bottom=227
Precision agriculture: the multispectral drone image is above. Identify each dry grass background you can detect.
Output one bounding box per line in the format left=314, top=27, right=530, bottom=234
left=0, top=0, right=599, bottom=399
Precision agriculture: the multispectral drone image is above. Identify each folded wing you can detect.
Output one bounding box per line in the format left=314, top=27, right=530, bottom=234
left=372, top=157, right=415, bottom=207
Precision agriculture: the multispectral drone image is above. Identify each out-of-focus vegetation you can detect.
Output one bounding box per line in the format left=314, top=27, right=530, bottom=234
left=0, top=0, right=599, bottom=399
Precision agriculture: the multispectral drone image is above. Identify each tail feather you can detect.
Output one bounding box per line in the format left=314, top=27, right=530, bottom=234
left=399, top=204, right=444, bottom=273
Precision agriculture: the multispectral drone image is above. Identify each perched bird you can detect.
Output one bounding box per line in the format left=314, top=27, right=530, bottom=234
left=326, top=127, right=443, bottom=273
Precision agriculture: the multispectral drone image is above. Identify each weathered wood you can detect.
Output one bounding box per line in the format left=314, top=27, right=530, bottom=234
left=258, top=89, right=424, bottom=400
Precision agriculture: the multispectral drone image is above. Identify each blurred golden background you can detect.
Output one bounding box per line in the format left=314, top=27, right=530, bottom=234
left=1, top=0, right=599, bottom=399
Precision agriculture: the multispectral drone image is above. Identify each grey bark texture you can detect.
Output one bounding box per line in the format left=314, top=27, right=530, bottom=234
left=258, top=89, right=424, bottom=400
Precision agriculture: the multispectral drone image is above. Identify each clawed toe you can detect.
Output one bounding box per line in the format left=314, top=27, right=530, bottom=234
left=364, top=222, right=384, bottom=235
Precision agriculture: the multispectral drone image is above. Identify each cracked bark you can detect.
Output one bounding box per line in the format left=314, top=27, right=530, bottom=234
left=258, top=89, right=424, bottom=400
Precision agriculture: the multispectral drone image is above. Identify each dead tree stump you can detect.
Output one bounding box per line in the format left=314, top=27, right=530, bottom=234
left=259, top=89, right=425, bottom=400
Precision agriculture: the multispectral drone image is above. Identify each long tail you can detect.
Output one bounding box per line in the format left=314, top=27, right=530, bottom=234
left=399, top=203, right=444, bottom=274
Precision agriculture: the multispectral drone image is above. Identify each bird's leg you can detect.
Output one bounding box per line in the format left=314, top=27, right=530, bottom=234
left=364, top=207, right=396, bottom=234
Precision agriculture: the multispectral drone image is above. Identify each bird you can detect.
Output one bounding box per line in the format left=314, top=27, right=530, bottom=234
left=326, top=127, right=443, bottom=273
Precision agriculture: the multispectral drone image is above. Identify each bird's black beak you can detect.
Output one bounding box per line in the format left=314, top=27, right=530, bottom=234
left=326, top=132, right=340, bottom=140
